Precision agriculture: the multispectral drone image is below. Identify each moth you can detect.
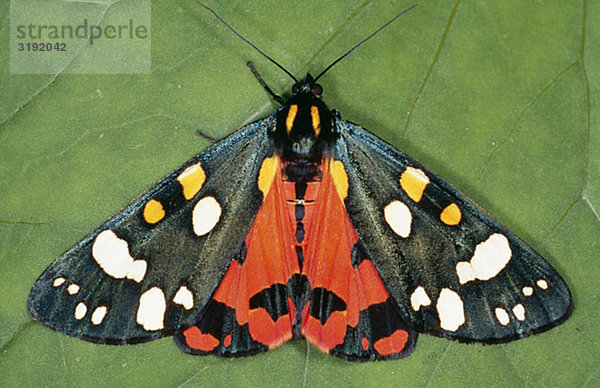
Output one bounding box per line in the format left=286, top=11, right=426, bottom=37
left=29, top=3, right=572, bottom=361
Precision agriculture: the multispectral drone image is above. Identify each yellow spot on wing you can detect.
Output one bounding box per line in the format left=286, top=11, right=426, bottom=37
left=310, top=105, right=321, bottom=136
left=143, top=199, right=165, bottom=224
left=331, top=160, right=348, bottom=199
left=440, top=203, right=462, bottom=225
left=286, top=104, right=298, bottom=134
left=400, top=167, right=430, bottom=202
left=258, top=156, right=279, bottom=196
left=177, top=163, right=206, bottom=200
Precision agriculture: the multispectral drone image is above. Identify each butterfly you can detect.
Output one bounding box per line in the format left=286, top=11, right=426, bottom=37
left=28, top=2, right=572, bottom=361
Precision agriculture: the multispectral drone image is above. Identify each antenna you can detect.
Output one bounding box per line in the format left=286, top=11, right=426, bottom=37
left=314, top=3, right=418, bottom=81
left=194, top=1, right=298, bottom=82
left=194, top=1, right=418, bottom=85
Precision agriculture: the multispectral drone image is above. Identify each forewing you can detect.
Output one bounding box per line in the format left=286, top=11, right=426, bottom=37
left=335, top=119, right=572, bottom=342
left=29, top=116, right=276, bottom=344
left=300, top=160, right=417, bottom=360
left=175, top=156, right=298, bottom=356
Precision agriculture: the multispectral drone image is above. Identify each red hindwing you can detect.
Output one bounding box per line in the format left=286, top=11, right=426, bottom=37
left=177, top=158, right=415, bottom=360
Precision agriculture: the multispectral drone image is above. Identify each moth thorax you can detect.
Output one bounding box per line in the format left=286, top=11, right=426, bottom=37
left=282, top=161, right=323, bottom=183
left=275, top=98, right=336, bottom=164
left=291, top=135, right=317, bottom=156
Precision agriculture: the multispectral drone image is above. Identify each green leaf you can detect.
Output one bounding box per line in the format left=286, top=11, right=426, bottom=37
left=1, top=0, right=598, bottom=386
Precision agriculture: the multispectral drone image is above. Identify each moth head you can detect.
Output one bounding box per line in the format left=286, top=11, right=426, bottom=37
left=274, top=73, right=337, bottom=162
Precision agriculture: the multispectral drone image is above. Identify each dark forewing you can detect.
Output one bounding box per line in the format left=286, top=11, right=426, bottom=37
left=298, top=160, right=417, bottom=360
left=175, top=158, right=299, bottom=356
left=335, top=119, right=572, bottom=342
left=29, top=116, right=277, bottom=344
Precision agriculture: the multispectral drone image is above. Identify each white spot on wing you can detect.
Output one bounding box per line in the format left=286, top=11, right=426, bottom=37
left=91, top=230, right=147, bottom=283
left=436, top=288, right=465, bottom=332
left=92, top=230, right=130, bottom=277
left=74, top=302, right=87, bottom=320
left=536, top=279, right=548, bottom=290
left=128, top=260, right=147, bottom=283
left=192, top=196, right=222, bottom=236
left=522, top=286, right=534, bottom=296
left=410, top=286, right=431, bottom=311
left=384, top=200, right=412, bottom=238
left=136, top=287, right=166, bottom=331
left=53, top=277, right=66, bottom=287
left=456, top=233, right=512, bottom=284
left=455, top=262, right=476, bottom=284
left=173, top=286, right=194, bottom=310
left=67, top=284, right=80, bottom=295
left=91, top=306, right=108, bottom=325
left=512, top=304, right=526, bottom=321
left=495, top=307, right=510, bottom=326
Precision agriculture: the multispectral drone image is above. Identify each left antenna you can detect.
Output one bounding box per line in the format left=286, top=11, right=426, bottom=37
left=194, top=1, right=298, bottom=82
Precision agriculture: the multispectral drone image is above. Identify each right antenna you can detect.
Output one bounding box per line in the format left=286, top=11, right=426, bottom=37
left=314, top=3, right=418, bottom=82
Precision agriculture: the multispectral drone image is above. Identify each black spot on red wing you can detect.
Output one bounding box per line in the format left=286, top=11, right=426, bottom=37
left=174, top=298, right=267, bottom=356
left=288, top=273, right=310, bottom=317
left=233, top=242, right=247, bottom=265
left=367, top=298, right=411, bottom=341
left=309, top=287, right=347, bottom=325
left=249, top=283, right=289, bottom=322
left=330, top=297, right=417, bottom=361
left=350, top=241, right=369, bottom=268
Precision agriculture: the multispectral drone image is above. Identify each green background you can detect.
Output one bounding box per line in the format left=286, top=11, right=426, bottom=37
left=1, top=0, right=598, bottom=386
